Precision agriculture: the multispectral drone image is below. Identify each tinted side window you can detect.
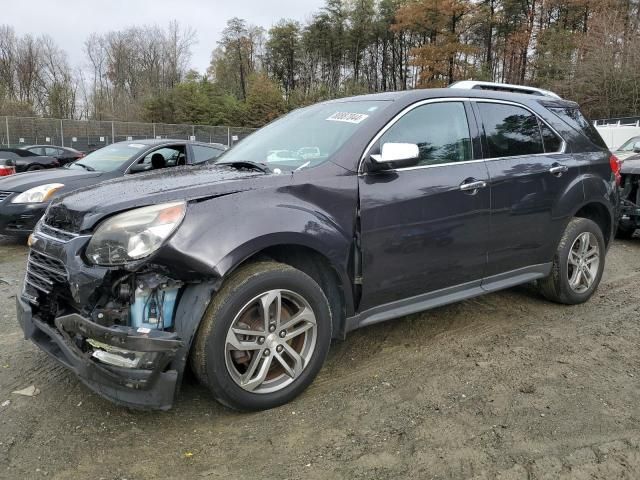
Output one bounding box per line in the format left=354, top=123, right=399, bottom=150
left=134, top=146, right=185, bottom=171
left=379, top=102, right=472, bottom=166
left=478, top=103, right=544, bottom=158
left=540, top=122, right=562, bottom=153
left=192, top=145, right=223, bottom=164
left=547, top=106, right=607, bottom=149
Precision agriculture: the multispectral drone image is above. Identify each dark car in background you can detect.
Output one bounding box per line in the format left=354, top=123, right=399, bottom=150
left=15, top=82, right=618, bottom=411
left=0, top=140, right=226, bottom=236
left=24, top=145, right=84, bottom=165
left=0, top=148, right=60, bottom=172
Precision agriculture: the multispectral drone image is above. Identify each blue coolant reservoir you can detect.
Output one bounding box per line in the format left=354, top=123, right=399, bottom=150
left=130, top=286, right=179, bottom=330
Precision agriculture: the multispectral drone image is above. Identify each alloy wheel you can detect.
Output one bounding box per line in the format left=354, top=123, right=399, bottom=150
left=567, top=232, right=600, bottom=293
left=224, top=289, right=318, bottom=394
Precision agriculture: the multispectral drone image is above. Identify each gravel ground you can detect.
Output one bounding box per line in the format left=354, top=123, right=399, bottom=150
left=0, top=235, right=639, bottom=479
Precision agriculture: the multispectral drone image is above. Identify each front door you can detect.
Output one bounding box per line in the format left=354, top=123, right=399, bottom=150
left=358, top=100, right=491, bottom=311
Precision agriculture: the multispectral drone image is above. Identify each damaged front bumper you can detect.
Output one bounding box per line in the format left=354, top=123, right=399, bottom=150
left=17, top=297, right=183, bottom=410
left=15, top=220, right=219, bottom=411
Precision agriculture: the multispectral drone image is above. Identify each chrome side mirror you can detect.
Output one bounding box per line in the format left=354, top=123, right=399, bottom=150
left=370, top=142, right=420, bottom=169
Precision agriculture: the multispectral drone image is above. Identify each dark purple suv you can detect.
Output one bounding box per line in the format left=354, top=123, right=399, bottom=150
left=17, top=82, right=618, bottom=411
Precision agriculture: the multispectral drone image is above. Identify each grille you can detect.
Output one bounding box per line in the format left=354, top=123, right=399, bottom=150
left=25, top=251, right=68, bottom=296
left=37, top=222, right=78, bottom=243
left=0, top=191, right=13, bottom=203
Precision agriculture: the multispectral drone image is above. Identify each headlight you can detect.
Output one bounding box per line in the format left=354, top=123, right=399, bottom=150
left=85, top=201, right=186, bottom=265
left=11, top=183, right=64, bottom=203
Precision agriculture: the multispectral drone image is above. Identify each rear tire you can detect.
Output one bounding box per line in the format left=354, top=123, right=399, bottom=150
left=26, top=165, right=43, bottom=171
left=539, top=217, right=606, bottom=305
left=191, top=261, right=332, bottom=411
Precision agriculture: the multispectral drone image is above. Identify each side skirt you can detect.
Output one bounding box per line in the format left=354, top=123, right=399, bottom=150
left=345, top=263, right=552, bottom=334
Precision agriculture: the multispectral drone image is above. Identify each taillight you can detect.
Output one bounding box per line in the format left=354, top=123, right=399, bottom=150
left=0, top=166, right=15, bottom=176
left=610, top=154, right=622, bottom=186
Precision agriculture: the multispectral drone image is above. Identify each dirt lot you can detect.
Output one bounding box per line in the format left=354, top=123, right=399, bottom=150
left=0, top=236, right=639, bottom=480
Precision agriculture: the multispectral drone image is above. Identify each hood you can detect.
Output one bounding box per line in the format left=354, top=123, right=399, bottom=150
left=0, top=168, right=103, bottom=193
left=46, top=164, right=270, bottom=232
left=621, top=155, right=640, bottom=175
left=614, top=150, right=639, bottom=161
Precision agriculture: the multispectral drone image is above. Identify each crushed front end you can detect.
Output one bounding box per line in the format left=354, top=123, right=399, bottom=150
left=619, top=163, right=640, bottom=235
left=16, top=218, right=192, bottom=410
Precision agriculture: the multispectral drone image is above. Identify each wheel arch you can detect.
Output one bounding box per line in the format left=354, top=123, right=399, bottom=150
left=220, top=239, right=354, bottom=340
left=572, top=200, right=615, bottom=247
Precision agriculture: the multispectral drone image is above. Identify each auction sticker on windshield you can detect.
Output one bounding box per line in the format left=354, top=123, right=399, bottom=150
left=326, top=112, right=369, bottom=124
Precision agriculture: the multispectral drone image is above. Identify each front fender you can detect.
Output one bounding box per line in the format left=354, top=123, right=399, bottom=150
left=164, top=192, right=352, bottom=273
left=157, top=183, right=357, bottom=313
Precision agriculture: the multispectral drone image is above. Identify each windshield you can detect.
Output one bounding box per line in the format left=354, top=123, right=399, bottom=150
left=66, top=143, right=146, bottom=172
left=218, top=100, right=391, bottom=171
left=618, top=136, right=640, bottom=151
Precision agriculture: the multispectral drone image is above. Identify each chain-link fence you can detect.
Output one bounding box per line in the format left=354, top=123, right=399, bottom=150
left=0, top=116, right=257, bottom=152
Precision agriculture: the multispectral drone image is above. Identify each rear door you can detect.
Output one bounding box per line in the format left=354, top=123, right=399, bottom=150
left=474, top=100, right=580, bottom=278
left=44, top=147, right=65, bottom=160
left=358, top=100, right=491, bottom=310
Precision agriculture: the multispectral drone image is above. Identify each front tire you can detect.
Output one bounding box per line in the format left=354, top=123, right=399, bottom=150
left=539, top=217, right=606, bottom=305
left=191, top=261, right=332, bottom=411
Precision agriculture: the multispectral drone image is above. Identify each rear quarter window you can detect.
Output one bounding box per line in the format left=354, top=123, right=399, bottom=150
left=192, top=145, right=224, bottom=164
left=547, top=107, right=607, bottom=149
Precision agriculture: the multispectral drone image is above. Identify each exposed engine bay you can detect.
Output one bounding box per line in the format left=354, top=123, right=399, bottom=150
left=618, top=163, right=640, bottom=237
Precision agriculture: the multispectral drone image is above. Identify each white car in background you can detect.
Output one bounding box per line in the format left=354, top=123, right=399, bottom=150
left=614, top=136, right=640, bottom=160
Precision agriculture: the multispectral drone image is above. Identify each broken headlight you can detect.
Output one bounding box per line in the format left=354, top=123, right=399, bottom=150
left=87, top=339, right=158, bottom=369
left=85, top=201, right=186, bottom=265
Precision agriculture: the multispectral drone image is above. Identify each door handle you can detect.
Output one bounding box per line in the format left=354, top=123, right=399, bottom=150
left=459, top=180, right=487, bottom=192
left=549, top=164, right=568, bottom=176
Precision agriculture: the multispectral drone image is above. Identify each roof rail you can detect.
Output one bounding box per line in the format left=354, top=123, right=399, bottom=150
left=449, top=80, right=561, bottom=99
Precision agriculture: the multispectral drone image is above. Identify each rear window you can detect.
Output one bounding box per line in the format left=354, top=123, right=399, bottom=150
left=547, top=107, right=607, bottom=149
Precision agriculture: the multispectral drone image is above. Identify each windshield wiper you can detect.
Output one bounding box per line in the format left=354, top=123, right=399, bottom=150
left=73, top=162, right=96, bottom=172
left=221, top=161, right=270, bottom=173
left=295, top=161, right=311, bottom=171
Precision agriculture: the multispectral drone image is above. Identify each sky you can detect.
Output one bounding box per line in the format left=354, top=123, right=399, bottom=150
left=3, top=0, right=326, bottom=73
